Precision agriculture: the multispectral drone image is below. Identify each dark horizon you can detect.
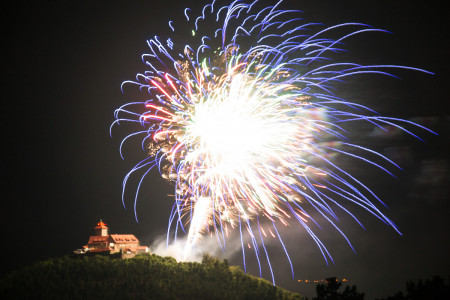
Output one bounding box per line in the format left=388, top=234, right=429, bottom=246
left=2, top=1, right=449, bottom=299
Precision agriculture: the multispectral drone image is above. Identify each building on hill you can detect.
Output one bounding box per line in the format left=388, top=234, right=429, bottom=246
left=74, top=220, right=149, bottom=257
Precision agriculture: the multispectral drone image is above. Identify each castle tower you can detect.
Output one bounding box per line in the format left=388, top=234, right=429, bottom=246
left=94, top=219, right=109, bottom=236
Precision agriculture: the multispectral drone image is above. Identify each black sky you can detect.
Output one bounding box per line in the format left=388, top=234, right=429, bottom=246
left=2, top=1, right=449, bottom=299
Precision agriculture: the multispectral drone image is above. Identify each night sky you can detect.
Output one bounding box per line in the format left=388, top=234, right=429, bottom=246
left=2, top=1, right=449, bottom=299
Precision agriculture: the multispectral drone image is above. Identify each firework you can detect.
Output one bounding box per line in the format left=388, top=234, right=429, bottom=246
left=112, top=0, right=434, bottom=282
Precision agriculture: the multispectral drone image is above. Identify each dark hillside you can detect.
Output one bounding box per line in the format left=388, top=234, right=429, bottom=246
left=0, top=254, right=304, bottom=300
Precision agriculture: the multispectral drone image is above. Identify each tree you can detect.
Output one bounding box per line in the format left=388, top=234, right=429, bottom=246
left=313, top=277, right=364, bottom=300
left=376, top=275, right=450, bottom=300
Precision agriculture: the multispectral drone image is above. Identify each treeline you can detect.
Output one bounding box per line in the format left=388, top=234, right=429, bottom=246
left=0, top=253, right=304, bottom=300
left=312, top=277, right=364, bottom=300
left=309, top=276, right=450, bottom=300
left=375, top=275, right=450, bottom=300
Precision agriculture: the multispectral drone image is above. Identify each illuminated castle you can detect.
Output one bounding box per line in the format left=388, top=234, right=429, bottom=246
left=76, top=220, right=149, bottom=256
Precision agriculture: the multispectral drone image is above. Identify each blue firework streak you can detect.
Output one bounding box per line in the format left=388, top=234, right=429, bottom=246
left=112, top=0, right=435, bottom=283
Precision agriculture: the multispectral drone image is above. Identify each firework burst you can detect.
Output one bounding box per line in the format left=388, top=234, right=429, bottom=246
left=112, top=0, right=435, bottom=282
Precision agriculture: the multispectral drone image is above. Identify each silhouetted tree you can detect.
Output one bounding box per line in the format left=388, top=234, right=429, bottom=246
left=376, top=275, right=450, bottom=300
left=313, top=277, right=364, bottom=300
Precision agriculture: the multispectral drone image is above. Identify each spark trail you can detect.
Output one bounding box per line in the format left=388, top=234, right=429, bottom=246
left=112, top=0, right=435, bottom=282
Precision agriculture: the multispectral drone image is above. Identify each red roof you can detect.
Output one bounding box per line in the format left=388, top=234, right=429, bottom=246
left=87, top=235, right=110, bottom=244
left=110, top=234, right=139, bottom=244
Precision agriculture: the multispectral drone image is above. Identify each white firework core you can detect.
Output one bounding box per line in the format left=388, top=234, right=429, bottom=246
left=113, top=0, right=434, bottom=274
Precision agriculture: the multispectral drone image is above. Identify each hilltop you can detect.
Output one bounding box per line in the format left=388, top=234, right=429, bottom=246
left=0, top=253, right=304, bottom=300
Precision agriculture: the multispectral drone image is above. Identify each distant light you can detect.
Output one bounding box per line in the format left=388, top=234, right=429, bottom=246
left=297, top=278, right=350, bottom=283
